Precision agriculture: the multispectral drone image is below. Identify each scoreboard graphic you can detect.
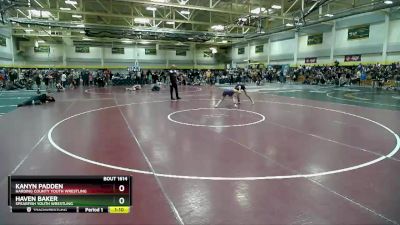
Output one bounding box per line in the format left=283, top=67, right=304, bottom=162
left=8, top=176, right=132, bottom=214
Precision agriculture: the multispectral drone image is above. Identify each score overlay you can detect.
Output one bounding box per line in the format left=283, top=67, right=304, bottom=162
left=8, top=176, right=132, bottom=214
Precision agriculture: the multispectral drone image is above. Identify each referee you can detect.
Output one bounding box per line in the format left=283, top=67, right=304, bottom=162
left=169, top=65, right=181, bottom=100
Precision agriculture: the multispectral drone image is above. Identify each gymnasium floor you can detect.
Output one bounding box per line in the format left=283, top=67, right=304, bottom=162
left=0, top=84, right=399, bottom=225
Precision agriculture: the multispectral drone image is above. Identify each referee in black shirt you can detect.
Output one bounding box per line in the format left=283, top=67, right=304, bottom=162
left=169, top=65, right=181, bottom=100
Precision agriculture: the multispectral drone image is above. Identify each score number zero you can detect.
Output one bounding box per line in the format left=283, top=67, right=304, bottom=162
left=116, top=184, right=127, bottom=205
left=103, top=176, right=129, bottom=205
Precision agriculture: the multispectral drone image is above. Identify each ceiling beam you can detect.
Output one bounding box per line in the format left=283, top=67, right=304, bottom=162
left=18, top=7, right=255, bottom=30
left=284, top=0, right=299, bottom=14
left=114, top=0, right=287, bottom=19
left=19, top=7, right=212, bottom=26
left=210, top=0, right=221, bottom=8
left=95, top=0, right=112, bottom=24
left=10, top=18, right=245, bottom=38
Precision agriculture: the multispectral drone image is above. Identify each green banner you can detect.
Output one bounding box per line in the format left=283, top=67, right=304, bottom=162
left=34, top=46, right=50, bottom=53
left=307, top=34, right=323, bottom=45
left=10, top=194, right=130, bottom=207
left=112, top=47, right=124, bottom=54
left=76, top=46, right=90, bottom=53
left=238, top=47, right=245, bottom=55
left=255, top=45, right=263, bottom=53
left=176, top=49, right=187, bottom=56
left=203, top=51, right=213, bottom=58
left=348, top=25, right=369, bottom=40
left=145, top=48, right=157, bottom=55
left=0, top=37, right=6, bottom=47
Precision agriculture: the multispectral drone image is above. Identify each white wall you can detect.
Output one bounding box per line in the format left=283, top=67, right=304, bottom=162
left=269, top=59, right=294, bottom=65
left=270, top=39, right=295, bottom=57
left=0, top=37, right=13, bottom=64
left=298, top=32, right=332, bottom=56
left=231, top=45, right=249, bottom=62
left=104, top=47, right=134, bottom=60
left=0, top=37, right=12, bottom=53
left=388, top=19, right=400, bottom=43
left=230, top=17, right=400, bottom=65
left=359, top=54, right=384, bottom=63
left=249, top=43, right=268, bottom=61
left=66, top=46, right=102, bottom=59
left=335, top=23, right=385, bottom=50
left=388, top=53, right=400, bottom=62
left=24, top=44, right=63, bottom=59
left=3, top=43, right=224, bottom=68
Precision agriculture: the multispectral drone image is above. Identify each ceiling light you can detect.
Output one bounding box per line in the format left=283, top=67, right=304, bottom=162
left=29, top=10, right=51, bottom=18
left=76, top=24, right=85, bottom=27
left=180, top=10, right=190, bottom=15
left=178, top=0, right=188, bottom=5
left=122, top=40, right=133, bottom=43
left=285, top=23, right=294, bottom=27
left=72, top=14, right=82, bottom=18
left=65, top=0, right=77, bottom=5
left=37, top=40, right=45, bottom=43
left=250, top=7, right=265, bottom=14
left=140, top=41, right=151, bottom=44
left=82, top=38, right=92, bottom=41
left=188, top=37, right=194, bottom=40
left=209, top=47, right=217, bottom=54
left=79, top=31, right=85, bottom=33
left=60, top=7, right=71, bottom=10
left=271, top=5, right=281, bottom=9
left=384, top=0, right=393, bottom=4
left=219, top=40, right=228, bottom=43
left=324, top=13, right=334, bottom=17
left=211, top=24, right=224, bottom=31
left=25, top=29, right=34, bottom=32
left=41, top=11, right=52, bottom=18
left=146, top=6, right=157, bottom=11
left=166, top=21, right=175, bottom=24
left=134, top=18, right=150, bottom=24
left=150, top=0, right=169, bottom=2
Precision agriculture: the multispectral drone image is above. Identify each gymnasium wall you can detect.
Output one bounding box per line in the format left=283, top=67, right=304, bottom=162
left=231, top=10, right=400, bottom=67
left=231, top=44, right=249, bottom=62
left=0, top=35, right=13, bottom=65
left=0, top=39, right=224, bottom=69
left=2, top=10, right=400, bottom=69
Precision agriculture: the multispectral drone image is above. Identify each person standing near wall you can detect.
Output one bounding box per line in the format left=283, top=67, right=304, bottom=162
left=81, top=70, right=88, bottom=86
left=44, top=72, right=50, bottom=91
left=161, top=71, right=167, bottom=83
left=61, top=72, right=67, bottom=88
left=169, top=65, right=181, bottom=100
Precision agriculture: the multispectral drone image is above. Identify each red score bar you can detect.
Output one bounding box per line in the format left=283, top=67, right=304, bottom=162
left=9, top=176, right=132, bottom=198
left=12, top=183, right=130, bottom=195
